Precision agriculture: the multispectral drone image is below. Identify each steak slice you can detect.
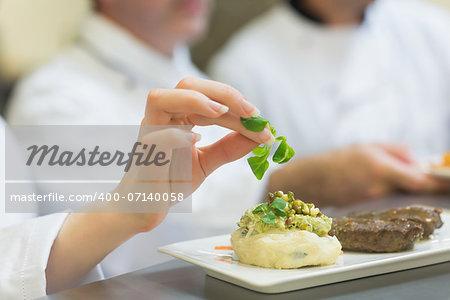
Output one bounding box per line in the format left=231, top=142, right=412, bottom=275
left=329, top=218, right=424, bottom=252
left=348, top=206, right=443, bottom=238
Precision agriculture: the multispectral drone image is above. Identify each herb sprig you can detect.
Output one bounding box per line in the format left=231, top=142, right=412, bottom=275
left=252, top=197, right=287, bottom=224
left=241, top=116, right=295, bottom=180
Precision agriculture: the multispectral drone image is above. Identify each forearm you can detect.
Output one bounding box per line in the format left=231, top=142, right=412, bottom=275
left=45, top=213, right=144, bottom=294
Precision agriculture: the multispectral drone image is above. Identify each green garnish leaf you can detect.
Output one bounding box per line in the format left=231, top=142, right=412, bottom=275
left=273, top=140, right=287, bottom=163
left=269, top=125, right=276, bottom=136
left=252, top=146, right=267, bottom=157
left=247, top=155, right=270, bottom=180
left=252, top=203, right=268, bottom=214
left=254, top=196, right=287, bottom=223
left=273, top=138, right=295, bottom=164
left=272, top=207, right=287, bottom=217
left=240, top=116, right=269, bottom=132
left=282, top=145, right=295, bottom=164
left=261, top=211, right=276, bottom=224
left=269, top=197, right=286, bottom=210
left=241, top=116, right=295, bottom=180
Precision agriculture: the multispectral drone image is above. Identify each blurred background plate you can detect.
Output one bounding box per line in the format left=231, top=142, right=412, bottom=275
left=421, top=154, right=450, bottom=179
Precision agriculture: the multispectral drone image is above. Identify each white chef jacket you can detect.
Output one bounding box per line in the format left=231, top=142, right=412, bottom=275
left=7, top=14, right=262, bottom=277
left=0, top=118, right=104, bottom=300
left=208, top=0, right=450, bottom=158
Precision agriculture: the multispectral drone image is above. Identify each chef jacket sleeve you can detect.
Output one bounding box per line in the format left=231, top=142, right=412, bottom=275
left=0, top=213, right=104, bottom=300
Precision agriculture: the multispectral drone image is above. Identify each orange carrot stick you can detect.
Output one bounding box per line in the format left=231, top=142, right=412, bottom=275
left=214, top=257, right=232, bottom=264
left=214, top=245, right=233, bottom=250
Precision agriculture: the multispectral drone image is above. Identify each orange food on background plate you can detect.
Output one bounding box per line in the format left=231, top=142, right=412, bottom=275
left=431, top=152, right=450, bottom=169
left=443, top=152, right=450, bottom=167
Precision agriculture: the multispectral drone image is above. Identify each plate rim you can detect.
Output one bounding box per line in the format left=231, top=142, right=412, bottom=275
left=158, top=210, right=450, bottom=292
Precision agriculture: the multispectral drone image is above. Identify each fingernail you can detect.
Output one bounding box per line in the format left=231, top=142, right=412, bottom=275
left=242, top=99, right=260, bottom=117
left=192, top=132, right=202, bottom=143
left=259, top=128, right=275, bottom=145
left=209, top=100, right=229, bottom=114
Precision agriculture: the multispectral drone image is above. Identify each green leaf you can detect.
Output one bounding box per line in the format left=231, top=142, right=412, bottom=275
left=282, top=145, right=295, bottom=164
left=242, top=117, right=296, bottom=180
left=277, top=144, right=295, bottom=164
left=269, top=198, right=287, bottom=218
left=273, top=139, right=295, bottom=164
left=252, top=146, right=267, bottom=157
left=269, top=125, right=276, bottom=136
left=272, top=207, right=287, bottom=217
left=240, top=116, right=269, bottom=132
left=252, top=203, right=268, bottom=214
left=247, top=155, right=270, bottom=180
left=269, top=198, right=286, bottom=210
left=261, top=211, right=276, bottom=224
left=273, top=140, right=288, bottom=163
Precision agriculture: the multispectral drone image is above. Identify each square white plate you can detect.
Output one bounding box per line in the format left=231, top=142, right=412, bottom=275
left=158, top=211, right=450, bottom=294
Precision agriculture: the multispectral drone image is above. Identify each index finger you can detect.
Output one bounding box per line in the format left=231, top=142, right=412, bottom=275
left=175, top=78, right=260, bottom=118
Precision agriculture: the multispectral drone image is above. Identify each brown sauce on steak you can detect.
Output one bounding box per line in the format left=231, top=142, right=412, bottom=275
left=348, top=206, right=443, bottom=238
left=329, top=206, right=443, bottom=252
left=329, top=218, right=423, bottom=252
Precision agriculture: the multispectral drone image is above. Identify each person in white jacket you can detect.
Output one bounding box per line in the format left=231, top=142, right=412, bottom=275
left=1, top=77, right=269, bottom=299
left=6, top=0, right=268, bottom=277
left=208, top=0, right=450, bottom=205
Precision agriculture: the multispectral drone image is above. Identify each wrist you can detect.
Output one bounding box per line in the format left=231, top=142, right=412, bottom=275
left=110, top=187, right=170, bottom=233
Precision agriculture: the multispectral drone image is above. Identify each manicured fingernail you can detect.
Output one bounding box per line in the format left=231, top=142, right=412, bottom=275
left=209, top=100, right=229, bottom=114
left=259, top=128, right=275, bottom=145
left=192, top=132, right=202, bottom=143
left=242, top=99, right=260, bottom=117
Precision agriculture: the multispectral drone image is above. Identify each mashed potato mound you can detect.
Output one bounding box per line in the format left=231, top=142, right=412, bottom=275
left=231, top=228, right=342, bottom=269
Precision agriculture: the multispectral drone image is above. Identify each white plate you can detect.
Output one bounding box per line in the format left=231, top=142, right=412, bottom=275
left=159, top=211, right=450, bottom=293
left=423, top=166, right=450, bottom=179
left=421, top=154, right=450, bottom=179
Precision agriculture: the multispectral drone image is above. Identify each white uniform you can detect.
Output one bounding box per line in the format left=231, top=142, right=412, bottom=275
left=0, top=119, right=103, bottom=300
left=7, top=14, right=262, bottom=277
left=208, top=0, right=450, bottom=158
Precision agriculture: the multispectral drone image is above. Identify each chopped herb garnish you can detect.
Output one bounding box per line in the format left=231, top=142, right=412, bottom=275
left=261, top=211, right=276, bottom=224
left=253, top=197, right=288, bottom=224
left=270, top=198, right=287, bottom=210
left=252, top=203, right=268, bottom=214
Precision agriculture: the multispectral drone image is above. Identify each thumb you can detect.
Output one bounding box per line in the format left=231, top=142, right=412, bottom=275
left=140, top=127, right=194, bottom=150
left=197, top=132, right=259, bottom=177
left=122, top=128, right=194, bottom=182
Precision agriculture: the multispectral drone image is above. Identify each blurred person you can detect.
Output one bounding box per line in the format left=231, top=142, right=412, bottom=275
left=6, top=0, right=269, bottom=276
left=1, top=78, right=265, bottom=299
left=8, top=0, right=214, bottom=125
left=208, top=0, right=450, bottom=205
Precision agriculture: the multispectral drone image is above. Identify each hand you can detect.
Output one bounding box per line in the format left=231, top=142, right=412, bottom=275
left=115, top=78, right=275, bottom=231
left=46, top=78, right=272, bottom=293
left=143, top=77, right=274, bottom=189
left=268, top=144, right=448, bottom=206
